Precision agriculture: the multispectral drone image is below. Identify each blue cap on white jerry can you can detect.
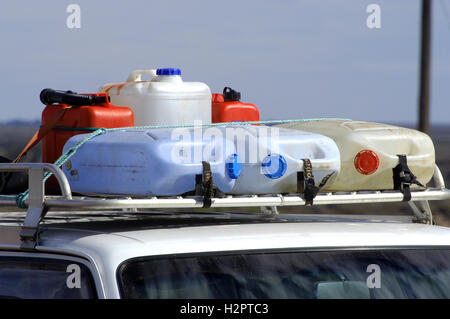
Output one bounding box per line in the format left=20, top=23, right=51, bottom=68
left=226, top=154, right=241, bottom=179
left=261, top=154, right=287, bottom=179
left=156, top=68, right=182, bottom=76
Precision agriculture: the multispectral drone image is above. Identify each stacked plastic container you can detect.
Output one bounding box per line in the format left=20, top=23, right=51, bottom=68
left=41, top=91, right=134, bottom=165
left=276, top=120, right=435, bottom=190
left=62, top=128, right=237, bottom=196
left=100, top=68, right=212, bottom=126
left=212, top=87, right=260, bottom=123
left=62, top=125, right=341, bottom=196
left=49, top=68, right=437, bottom=197
left=214, top=125, right=340, bottom=194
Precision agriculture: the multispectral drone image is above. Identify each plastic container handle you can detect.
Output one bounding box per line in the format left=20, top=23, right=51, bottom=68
left=40, top=89, right=107, bottom=106
left=127, top=69, right=157, bottom=82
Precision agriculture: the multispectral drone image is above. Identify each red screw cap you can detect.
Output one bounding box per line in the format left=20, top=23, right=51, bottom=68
left=354, top=150, right=379, bottom=175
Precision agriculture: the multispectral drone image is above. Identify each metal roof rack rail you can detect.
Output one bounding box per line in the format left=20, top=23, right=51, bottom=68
left=0, top=163, right=449, bottom=248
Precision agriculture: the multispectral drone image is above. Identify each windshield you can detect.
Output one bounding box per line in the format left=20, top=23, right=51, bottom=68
left=118, top=248, right=450, bottom=299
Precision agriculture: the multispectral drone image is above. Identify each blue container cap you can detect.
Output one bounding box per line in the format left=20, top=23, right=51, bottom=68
left=226, top=154, right=241, bottom=179
left=156, top=68, right=181, bottom=76
left=261, top=154, right=287, bottom=179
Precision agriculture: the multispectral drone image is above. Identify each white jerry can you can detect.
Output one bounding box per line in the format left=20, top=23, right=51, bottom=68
left=99, top=68, right=212, bottom=126
left=62, top=128, right=236, bottom=196
left=276, top=120, right=435, bottom=191
left=214, top=125, right=341, bottom=194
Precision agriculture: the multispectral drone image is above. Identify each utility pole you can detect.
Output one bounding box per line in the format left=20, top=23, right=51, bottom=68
left=418, top=0, right=432, bottom=134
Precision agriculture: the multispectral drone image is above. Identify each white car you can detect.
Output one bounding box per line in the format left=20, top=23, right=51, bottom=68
left=0, top=163, right=449, bottom=299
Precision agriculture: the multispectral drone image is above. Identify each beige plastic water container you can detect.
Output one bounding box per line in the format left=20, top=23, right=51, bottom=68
left=100, top=68, right=211, bottom=126
left=276, top=120, right=435, bottom=191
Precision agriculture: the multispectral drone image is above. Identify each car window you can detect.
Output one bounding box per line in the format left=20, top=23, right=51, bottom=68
left=0, top=257, right=97, bottom=299
left=118, top=248, right=450, bottom=299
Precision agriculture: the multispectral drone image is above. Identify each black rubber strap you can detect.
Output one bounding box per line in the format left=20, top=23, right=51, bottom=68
left=393, top=155, right=424, bottom=201
left=204, top=162, right=215, bottom=208
left=193, top=161, right=225, bottom=208
left=194, top=174, right=203, bottom=196
left=303, top=159, right=317, bottom=205
left=317, top=172, right=335, bottom=189
left=296, top=159, right=317, bottom=206
left=297, top=159, right=336, bottom=206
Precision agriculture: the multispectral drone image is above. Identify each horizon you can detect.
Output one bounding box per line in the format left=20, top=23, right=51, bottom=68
left=3, top=118, right=450, bottom=129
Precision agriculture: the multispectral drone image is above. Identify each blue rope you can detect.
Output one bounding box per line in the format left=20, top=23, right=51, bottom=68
left=11, top=118, right=350, bottom=208
left=108, top=118, right=351, bottom=131
left=14, top=128, right=107, bottom=208
left=0, top=194, right=17, bottom=200
left=45, top=118, right=350, bottom=133
left=51, top=126, right=100, bottom=132
left=16, top=191, right=29, bottom=209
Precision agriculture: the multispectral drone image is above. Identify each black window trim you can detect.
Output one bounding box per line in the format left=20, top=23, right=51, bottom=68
left=116, top=245, right=450, bottom=298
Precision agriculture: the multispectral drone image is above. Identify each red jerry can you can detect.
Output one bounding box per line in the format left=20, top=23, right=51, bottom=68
left=41, top=90, right=134, bottom=165
left=212, top=87, right=259, bottom=123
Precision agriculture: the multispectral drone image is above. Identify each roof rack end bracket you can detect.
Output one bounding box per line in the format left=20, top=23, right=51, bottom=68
left=408, top=200, right=433, bottom=225
left=432, top=164, right=446, bottom=189
left=20, top=167, right=47, bottom=250
left=260, top=206, right=279, bottom=216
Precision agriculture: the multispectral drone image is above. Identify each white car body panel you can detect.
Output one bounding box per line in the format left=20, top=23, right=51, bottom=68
left=1, top=215, right=450, bottom=298
left=30, top=222, right=450, bottom=298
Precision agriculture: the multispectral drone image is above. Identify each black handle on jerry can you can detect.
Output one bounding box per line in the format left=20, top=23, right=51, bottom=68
left=40, top=89, right=107, bottom=106
left=223, top=87, right=241, bottom=101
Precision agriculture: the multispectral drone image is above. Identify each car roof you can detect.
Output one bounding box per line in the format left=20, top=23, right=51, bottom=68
left=1, top=211, right=449, bottom=259
left=1, top=211, right=449, bottom=298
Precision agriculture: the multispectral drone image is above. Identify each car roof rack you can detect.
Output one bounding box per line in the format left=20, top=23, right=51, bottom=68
left=0, top=162, right=449, bottom=249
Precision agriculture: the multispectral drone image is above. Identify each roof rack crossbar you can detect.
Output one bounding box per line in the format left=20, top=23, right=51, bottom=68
left=39, top=188, right=449, bottom=210
left=0, top=162, right=448, bottom=245
left=0, top=164, right=448, bottom=213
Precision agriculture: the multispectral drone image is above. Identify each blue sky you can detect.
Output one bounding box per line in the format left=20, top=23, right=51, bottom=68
left=0, top=0, right=449, bottom=125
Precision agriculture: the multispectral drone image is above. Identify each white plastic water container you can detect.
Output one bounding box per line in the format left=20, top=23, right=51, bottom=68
left=276, top=120, right=435, bottom=191
left=213, top=125, right=341, bottom=194
left=99, top=68, right=212, bottom=126
left=62, top=128, right=236, bottom=196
